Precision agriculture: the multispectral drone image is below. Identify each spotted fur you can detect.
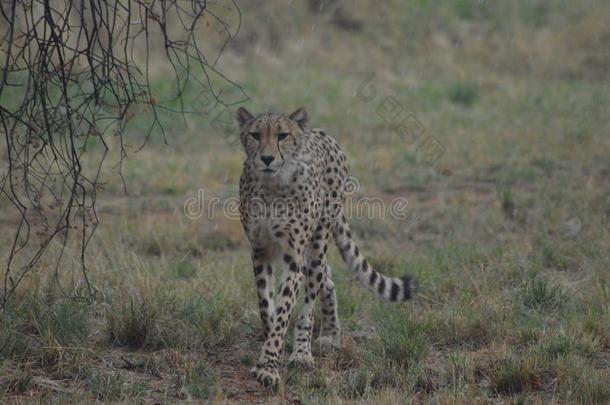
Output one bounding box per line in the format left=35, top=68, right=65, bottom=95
left=237, top=107, right=416, bottom=388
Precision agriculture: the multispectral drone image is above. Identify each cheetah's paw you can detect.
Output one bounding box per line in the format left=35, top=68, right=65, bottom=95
left=315, top=335, right=340, bottom=353
left=251, top=364, right=280, bottom=389
left=288, top=351, right=315, bottom=370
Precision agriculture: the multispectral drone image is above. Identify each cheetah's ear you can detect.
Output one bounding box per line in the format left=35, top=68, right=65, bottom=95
left=237, top=107, right=254, bottom=129
left=289, top=107, right=308, bottom=129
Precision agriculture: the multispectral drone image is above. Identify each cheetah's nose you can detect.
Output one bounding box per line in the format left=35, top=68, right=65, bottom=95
left=260, top=155, right=275, bottom=166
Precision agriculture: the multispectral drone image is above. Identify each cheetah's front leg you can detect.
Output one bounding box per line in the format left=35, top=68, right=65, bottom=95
left=252, top=249, right=304, bottom=388
left=289, top=230, right=331, bottom=369
left=251, top=249, right=275, bottom=341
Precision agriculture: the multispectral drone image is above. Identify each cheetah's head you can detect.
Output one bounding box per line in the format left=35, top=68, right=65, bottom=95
left=236, top=107, right=308, bottom=176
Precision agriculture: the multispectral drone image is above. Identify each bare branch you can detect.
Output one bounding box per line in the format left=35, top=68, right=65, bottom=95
left=0, top=0, right=247, bottom=309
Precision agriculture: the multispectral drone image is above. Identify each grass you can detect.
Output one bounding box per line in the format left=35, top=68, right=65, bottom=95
left=1, top=0, right=610, bottom=403
left=447, top=82, right=480, bottom=107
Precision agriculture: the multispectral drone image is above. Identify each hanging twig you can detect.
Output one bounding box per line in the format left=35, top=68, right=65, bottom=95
left=0, top=0, right=247, bottom=310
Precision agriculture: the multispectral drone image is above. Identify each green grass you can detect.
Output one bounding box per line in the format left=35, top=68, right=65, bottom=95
left=447, top=82, right=480, bottom=107
left=1, top=0, right=610, bottom=402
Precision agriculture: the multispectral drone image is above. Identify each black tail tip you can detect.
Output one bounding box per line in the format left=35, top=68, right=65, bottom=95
left=400, top=275, right=417, bottom=301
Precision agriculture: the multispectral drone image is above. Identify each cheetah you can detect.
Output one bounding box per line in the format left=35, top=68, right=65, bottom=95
left=237, top=107, right=416, bottom=388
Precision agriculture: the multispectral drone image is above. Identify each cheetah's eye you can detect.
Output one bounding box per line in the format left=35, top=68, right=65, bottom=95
left=277, top=132, right=289, bottom=141
left=249, top=132, right=261, bottom=141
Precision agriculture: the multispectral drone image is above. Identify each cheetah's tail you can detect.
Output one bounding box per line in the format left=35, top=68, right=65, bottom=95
left=332, top=215, right=416, bottom=302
